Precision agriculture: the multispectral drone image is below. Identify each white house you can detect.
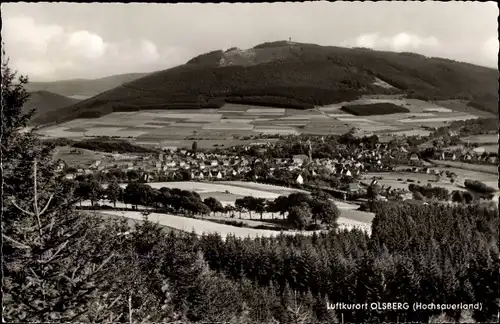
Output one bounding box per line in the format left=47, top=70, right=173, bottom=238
left=296, top=174, right=304, bottom=185
left=217, top=171, right=223, bottom=179
left=345, top=170, right=352, bottom=177
left=473, top=147, right=486, bottom=155
left=65, top=173, right=75, bottom=180
left=293, top=154, right=308, bottom=166
left=409, top=154, right=419, bottom=161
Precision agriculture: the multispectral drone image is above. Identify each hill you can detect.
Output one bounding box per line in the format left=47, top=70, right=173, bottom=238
left=23, top=91, right=81, bottom=124
left=32, top=41, right=499, bottom=125
left=24, top=72, right=149, bottom=99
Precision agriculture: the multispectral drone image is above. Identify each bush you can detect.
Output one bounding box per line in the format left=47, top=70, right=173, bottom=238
left=464, top=179, right=496, bottom=195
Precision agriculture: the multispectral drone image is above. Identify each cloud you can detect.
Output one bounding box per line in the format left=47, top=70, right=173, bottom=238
left=352, top=32, right=440, bottom=52
left=482, top=36, right=499, bottom=64
left=3, top=15, right=164, bottom=80
left=66, top=31, right=107, bottom=59
left=3, top=16, right=64, bottom=55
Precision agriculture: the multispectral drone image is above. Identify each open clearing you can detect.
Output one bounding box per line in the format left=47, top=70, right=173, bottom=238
left=99, top=210, right=318, bottom=238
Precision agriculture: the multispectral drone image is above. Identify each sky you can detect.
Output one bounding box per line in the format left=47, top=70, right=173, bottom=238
left=2, top=1, right=498, bottom=82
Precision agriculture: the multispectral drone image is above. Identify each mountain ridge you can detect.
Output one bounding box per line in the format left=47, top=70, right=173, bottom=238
left=25, top=72, right=150, bottom=98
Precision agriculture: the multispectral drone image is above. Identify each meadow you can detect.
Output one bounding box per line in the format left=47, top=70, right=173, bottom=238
left=98, top=210, right=315, bottom=239
left=361, top=172, right=465, bottom=192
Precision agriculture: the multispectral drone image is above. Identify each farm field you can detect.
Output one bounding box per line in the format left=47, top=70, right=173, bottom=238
left=361, top=172, right=464, bottom=192
left=36, top=98, right=489, bottom=148
left=429, top=159, right=498, bottom=175
left=119, top=181, right=285, bottom=199
left=220, top=181, right=308, bottom=195
left=461, top=134, right=498, bottom=144
left=432, top=100, right=497, bottom=118
left=427, top=166, right=498, bottom=189
left=482, top=145, right=499, bottom=153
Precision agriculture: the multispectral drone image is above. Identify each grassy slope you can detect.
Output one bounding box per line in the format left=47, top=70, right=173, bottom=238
left=25, top=72, right=149, bottom=98
left=32, top=41, right=499, bottom=125
left=23, top=91, right=81, bottom=124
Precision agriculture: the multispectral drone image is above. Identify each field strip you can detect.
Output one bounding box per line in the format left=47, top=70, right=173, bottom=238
left=99, top=210, right=314, bottom=238
left=428, top=159, right=498, bottom=175
left=220, top=181, right=308, bottom=194
left=121, top=181, right=281, bottom=199
left=399, top=116, right=478, bottom=123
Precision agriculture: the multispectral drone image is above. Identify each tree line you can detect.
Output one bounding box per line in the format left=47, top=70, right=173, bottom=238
left=73, top=179, right=340, bottom=230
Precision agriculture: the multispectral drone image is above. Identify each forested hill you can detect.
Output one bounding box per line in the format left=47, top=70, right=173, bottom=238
left=25, top=72, right=148, bottom=99
left=32, top=41, right=498, bottom=125
left=23, top=91, right=81, bottom=124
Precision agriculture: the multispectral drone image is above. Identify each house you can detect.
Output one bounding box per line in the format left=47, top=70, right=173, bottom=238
left=155, top=162, right=161, bottom=170
left=293, top=154, right=308, bottom=166
left=65, top=173, right=76, bottom=180
left=296, top=174, right=304, bottom=185
left=56, top=162, right=66, bottom=172
left=345, top=170, right=352, bottom=177
left=210, top=160, right=218, bottom=167
left=217, top=171, right=223, bottom=179
left=409, top=154, right=419, bottom=162
left=473, top=147, right=486, bottom=155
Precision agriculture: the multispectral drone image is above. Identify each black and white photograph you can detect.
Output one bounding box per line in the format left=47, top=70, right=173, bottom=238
left=1, top=1, right=499, bottom=323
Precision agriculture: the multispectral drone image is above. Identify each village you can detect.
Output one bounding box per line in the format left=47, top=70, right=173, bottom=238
left=56, top=132, right=498, bottom=206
